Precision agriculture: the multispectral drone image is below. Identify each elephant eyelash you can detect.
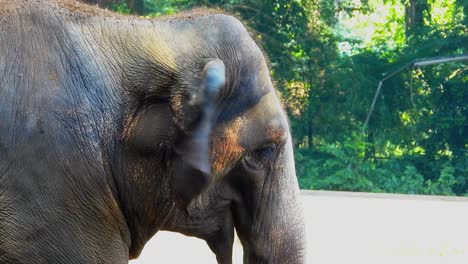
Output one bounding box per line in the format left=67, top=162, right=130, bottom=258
left=242, top=143, right=277, bottom=171
left=253, top=143, right=276, bottom=160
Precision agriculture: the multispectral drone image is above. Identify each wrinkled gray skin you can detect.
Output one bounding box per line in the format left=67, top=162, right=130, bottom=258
left=0, top=1, right=305, bottom=263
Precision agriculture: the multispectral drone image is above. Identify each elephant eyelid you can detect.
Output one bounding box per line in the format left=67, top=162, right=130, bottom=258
left=242, top=143, right=277, bottom=171
left=254, top=143, right=276, bottom=157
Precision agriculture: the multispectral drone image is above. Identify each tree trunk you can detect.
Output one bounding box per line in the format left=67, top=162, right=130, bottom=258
left=404, top=0, right=429, bottom=36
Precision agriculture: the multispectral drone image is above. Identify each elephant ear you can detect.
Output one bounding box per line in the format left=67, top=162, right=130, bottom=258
left=172, top=59, right=225, bottom=209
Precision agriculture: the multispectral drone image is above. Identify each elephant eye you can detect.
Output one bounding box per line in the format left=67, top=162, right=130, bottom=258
left=243, top=143, right=277, bottom=170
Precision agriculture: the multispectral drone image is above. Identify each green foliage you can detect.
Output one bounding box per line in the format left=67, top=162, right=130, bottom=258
left=295, top=134, right=426, bottom=194
left=296, top=137, right=466, bottom=195
left=425, top=163, right=456, bottom=195
left=108, top=0, right=467, bottom=196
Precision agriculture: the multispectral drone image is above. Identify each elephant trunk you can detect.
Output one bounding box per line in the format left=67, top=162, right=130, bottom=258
left=236, top=139, right=306, bottom=264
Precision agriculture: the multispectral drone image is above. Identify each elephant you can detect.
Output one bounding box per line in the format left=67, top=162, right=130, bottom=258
left=0, top=0, right=305, bottom=263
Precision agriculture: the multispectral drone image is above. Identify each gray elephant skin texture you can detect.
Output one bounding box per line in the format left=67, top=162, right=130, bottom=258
left=0, top=1, right=305, bottom=263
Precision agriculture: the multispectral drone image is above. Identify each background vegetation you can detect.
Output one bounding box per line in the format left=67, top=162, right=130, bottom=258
left=83, top=0, right=467, bottom=196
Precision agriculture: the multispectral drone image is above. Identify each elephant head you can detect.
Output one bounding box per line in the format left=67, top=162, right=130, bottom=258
left=170, top=86, right=306, bottom=264
left=118, top=14, right=305, bottom=264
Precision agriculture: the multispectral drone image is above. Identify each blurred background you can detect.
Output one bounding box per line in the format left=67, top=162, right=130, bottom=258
left=82, top=0, right=467, bottom=197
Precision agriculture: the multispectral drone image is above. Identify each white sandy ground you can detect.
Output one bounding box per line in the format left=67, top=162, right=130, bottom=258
left=130, top=191, right=468, bottom=264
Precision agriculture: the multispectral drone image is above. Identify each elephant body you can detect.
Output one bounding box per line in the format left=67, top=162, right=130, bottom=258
left=0, top=1, right=305, bottom=263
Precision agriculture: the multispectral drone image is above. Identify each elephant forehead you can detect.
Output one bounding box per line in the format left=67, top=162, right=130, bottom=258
left=211, top=91, right=286, bottom=175
left=243, top=91, right=287, bottom=133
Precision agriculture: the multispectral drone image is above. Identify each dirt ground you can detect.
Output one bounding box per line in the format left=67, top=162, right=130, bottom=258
left=131, top=191, right=468, bottom=264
